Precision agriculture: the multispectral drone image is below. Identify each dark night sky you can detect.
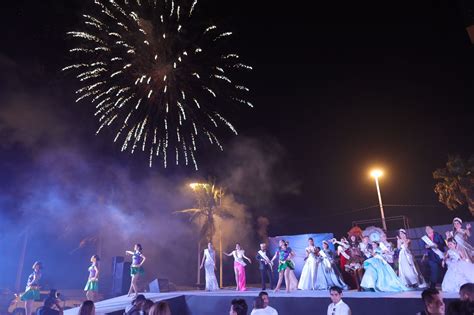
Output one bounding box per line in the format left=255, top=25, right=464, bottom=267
left=1, top=0, right=474, bottom=237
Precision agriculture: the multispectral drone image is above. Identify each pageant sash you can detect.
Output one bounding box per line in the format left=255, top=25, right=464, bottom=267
left=422, top=236, right=444, bottom=259
left=319, top=250, right=332, bottom=268
left=258, top=250, right=273, bottom=267
left=379, top=242, right=388, bottom=252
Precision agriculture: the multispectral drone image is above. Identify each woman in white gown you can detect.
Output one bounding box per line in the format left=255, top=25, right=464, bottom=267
left=298, top=238, right=318, bottom=290
left=397, top=229, right=426, bottom=288
left=446, top=217, right=474, bottom=263
left=200, top=242, right=219, bottom=291
left=441, top=237, right=474, bottom=292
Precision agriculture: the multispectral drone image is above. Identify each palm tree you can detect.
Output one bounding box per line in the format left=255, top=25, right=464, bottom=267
left=176, top=181, right=233, bottom=286
left=433, top=155, right=474, bottom=215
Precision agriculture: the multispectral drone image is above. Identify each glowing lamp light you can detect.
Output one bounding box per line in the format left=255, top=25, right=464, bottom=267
left=370, top=169, right=383, bottom=179
left=189, top=182, right=208, bottom=190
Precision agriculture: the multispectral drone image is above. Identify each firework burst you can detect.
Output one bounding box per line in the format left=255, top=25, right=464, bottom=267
left=64, top=0, right=253, bottom=169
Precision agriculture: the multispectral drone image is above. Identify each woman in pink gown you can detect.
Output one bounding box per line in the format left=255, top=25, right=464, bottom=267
left=225, top=243, right=252, bottom=291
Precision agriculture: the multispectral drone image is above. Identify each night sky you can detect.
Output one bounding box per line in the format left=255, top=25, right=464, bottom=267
left=0, top=0, right=473, bottom=288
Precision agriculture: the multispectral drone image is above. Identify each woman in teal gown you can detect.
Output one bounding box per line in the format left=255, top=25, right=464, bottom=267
left=360, top=242, right=407, bottom=292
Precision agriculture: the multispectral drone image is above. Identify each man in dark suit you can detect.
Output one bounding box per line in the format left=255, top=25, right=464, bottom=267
left=256, top=243, right=274, bottom=290
left=421, top=226, right=447, bottom=289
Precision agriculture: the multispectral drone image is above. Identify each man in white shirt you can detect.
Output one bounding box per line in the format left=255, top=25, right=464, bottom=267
left=327, top=286, right=351, bottom=315
left=250, top=291, right=278, bottom=315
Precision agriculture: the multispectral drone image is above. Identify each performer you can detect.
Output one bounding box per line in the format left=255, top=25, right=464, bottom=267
left=441, top=237, right=474, bottom=292
left=255, top=243, right=274, bottom=290
left=359, top=236, right=372, bottom=259
left=319, top=241, right=348, bottom=290
left=125, top=243, right=146, bottom=297
left=343, top=235, right=364, bottom=290
left=446, top=217, right=474, bottom=262
left=271, top=240, right=294, bottom=293
left=380, top=234, right=395, bottom=266
left=20, top=261, right=42, bottom=315
left=285, top=241, right=299, bottom=290
left=224, top=243, right=251, bottom=291
left=332, top=237, right=350, bottom=272
left=360, top=242, right=407, bottom=292
left=396, top=229, right=426, bottom=288
left=84, top=255, right=100, bottom=301
left=421, top=226, right=446, bottom=289
left=298, top=238, right=318, bottom=290
left=200, top=242, right=219, bottom=291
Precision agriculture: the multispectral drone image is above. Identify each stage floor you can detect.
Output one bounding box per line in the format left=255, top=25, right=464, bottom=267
left=64, top=288, right=459, bottom=315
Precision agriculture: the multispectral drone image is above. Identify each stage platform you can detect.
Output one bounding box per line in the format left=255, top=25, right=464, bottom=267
left=64, top=288, right=459, bottom=315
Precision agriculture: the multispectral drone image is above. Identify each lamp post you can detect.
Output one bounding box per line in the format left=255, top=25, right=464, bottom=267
left=370, top=169, right=387, bottom=231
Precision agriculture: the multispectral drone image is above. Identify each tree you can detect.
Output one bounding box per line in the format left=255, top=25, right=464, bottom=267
left=433, top=155, right=474, bottom=215
left=177, top=182, right=233, bottom=243
left=176, top=181, right=233, bottom=286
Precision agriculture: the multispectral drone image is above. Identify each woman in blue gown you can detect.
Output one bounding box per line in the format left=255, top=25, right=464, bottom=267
left=320, top=241, right=348, bottom=289
left=360, top=242, right=407, bottom=292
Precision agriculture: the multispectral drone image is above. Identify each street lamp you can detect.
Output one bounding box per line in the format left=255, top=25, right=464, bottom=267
left=370, top=169, right=387, bottom=231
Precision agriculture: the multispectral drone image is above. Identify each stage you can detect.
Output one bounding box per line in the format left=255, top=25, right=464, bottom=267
left=64, top=288, right=458, bottom=315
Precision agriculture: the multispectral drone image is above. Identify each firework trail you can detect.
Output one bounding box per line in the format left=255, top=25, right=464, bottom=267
left=64, top=0, right=253, bottom=169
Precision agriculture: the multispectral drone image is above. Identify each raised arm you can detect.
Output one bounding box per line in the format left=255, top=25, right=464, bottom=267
left=125, top=250, right=134, bottom=255
left=224, top=250, right=234, bottom=257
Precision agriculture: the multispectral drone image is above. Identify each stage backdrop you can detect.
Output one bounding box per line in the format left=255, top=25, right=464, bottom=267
left=268, top=233, right=334, bottom=278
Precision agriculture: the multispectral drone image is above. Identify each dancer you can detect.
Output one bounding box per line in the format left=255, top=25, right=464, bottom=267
left=319, top=241, right=348, bottom=290
left=397, top=229, right=426, bottom=288
left=224, top=243, right=252, bottom=291
left=200, top=242, right=219, bottom=291
left=84, top=255, right=100, bottom=301
left=20, top=261, right=42, bottom=315
left=298, top=238, right=318, bottom=290
left=256, top=243, right=274, bottom=290
left=126, top=244, right=146, bottom=297
left=446, top=217, right=474, bottom=263
left=360, top=242, right=407, bottom=292
left=441, top=237, right=474, bottom=292
left=421, top=226, right=446, bottom=289
left=271, top=240, right=293, bottom=293
left=285, top=241, right=299, bottom=290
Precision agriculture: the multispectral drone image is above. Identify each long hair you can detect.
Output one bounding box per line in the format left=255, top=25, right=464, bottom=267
left=78, top=300, right=95, bottom=315
left=149, top=301, right=171, bottom=315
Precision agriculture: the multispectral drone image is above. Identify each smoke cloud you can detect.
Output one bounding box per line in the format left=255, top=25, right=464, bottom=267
left=0, top=54, right=296, bottom=292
